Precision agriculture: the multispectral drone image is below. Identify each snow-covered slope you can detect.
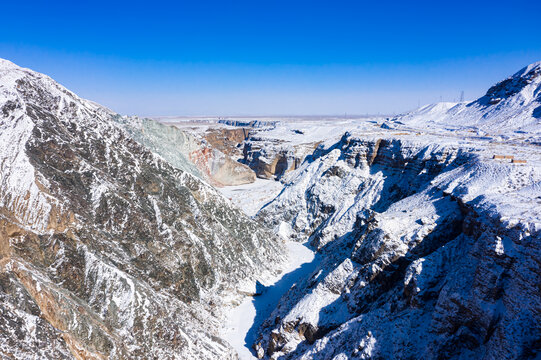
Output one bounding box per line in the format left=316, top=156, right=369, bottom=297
left=252, top=132, right=540, bottom=359
left=2, top=57, right=540, bottom=360
left=243, top=63, right=541, bottom=360
left=397, top=61, right=541, bottom=134
left=0, top=59, right=285, bottom=359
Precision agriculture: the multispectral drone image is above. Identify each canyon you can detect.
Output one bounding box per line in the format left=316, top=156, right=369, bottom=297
left=1, top=59, right=540, bottom=360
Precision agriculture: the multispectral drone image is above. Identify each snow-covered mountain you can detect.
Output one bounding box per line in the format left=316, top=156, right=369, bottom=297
left=253, top=132, right=540, bottom=359
left=397, top=61, right=541, bottom=134
left=1, top=57, right=540, bottom=360
left=0, top=59, right=285, bottom=359
left=233, top=63, right=541, bottom=359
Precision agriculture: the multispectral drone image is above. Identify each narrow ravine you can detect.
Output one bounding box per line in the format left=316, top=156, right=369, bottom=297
left=218, top=179, right=319, bottom=359
left=222, top=241, right=318, bottom=359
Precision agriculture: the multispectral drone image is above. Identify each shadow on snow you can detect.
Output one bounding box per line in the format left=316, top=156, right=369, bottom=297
left=243, top=242, right=321, bottom=357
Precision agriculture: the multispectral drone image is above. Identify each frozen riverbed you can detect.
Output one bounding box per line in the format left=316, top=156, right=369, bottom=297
left=222, top=241, right=317, bottom=359
left=218, top=178, right=284, bottom=217
left=219, top=179, right=319, bottom=358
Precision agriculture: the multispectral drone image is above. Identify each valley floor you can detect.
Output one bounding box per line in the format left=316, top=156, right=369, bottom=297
left=222, top=241, right=316, bottom=359
left=218, top=178, right=284, bottom=217
left=220, top=179, right=318, bottom=359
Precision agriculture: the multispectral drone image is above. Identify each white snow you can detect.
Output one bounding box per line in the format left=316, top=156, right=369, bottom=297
left=222, top=241, right=317, bottom=359
left=396, top=61, right=541, bottom=135
left=218, top=178, right=284, bottom=217
left=218, top=175, right=320, bottom=359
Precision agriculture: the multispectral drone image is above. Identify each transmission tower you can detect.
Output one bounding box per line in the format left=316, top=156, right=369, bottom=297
left=459, top=90, right=464, bottom=102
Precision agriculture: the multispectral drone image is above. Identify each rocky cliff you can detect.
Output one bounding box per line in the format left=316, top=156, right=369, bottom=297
left=0, top=59, right=285, bottom=359
left=241, top=135, right=323, bottom=180
left=253, top=132, right=541, bottom=359
left=117, top=116, right=256, bottom=187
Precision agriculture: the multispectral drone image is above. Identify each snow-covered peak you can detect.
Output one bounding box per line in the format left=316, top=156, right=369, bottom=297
left=0, top=58, right=21, bottom=70
left=0, top=59, right=116, bottom=233
left=0, top=58, right=51, bottom=90
left=395, top=61, right=541, bottom=134
left=478, top=60, right=541, bottom=106
left=0, top=57, right=110, bottom=117
left=513, top=60, right=541, bottom=78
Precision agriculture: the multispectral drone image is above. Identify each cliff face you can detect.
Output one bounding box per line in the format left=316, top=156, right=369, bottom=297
left=0, top=59, right=285, bottom=359
left=254, top=134, right=541, bottom=359
left=242, top=139, right=318, bottom=180
left=117, top=116, right=256, bottom=187
left=203, top=127, right=250, bottom=157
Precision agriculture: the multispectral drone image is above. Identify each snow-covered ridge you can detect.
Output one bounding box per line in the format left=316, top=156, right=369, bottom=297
left=220, top=62, right=541, bottom=360
left=0, top=58, right=109, bottom=233
left=252, top=131, right=541, bottom=359
left=0, top=58, right=287, bottom=359
left=481, top=60, right=541, bottom=105
left=396, top=61, right=541, bottom=134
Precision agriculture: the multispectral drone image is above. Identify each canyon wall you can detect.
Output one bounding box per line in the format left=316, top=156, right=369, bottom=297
left=0, top=59, right=285, bottom=359
left=117, top=116, right=256, bottom=187
left=254, top=134, right=541, bottom=359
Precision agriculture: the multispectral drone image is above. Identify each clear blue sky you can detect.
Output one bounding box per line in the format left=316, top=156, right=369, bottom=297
left=2, top=0, right=541, bottom=116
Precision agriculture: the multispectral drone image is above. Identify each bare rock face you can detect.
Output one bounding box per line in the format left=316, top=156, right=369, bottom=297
left=242, top=139, right=319, bottom=180
left=0, top=269, right=74, bottom=359
left=0, top=59, right=285, bottom=359
left=203, top=127, right=250, bottom=158
left=188, top=144, right=256, bottom=187
left=254, top=133, right=541, bottom=359
left=116, top=116, right=256, bottom=187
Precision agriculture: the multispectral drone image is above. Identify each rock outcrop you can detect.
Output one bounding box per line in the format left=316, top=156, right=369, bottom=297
left=117, top=116, right=256, bottom=187
left=242, top=139, right=319, bottom=180
left=204, top=127, right=251, bottom=158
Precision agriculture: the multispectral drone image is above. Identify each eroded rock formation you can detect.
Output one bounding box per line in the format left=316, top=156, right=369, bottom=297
left=242, top=140, right=319, bottom=180
left=116, top=116, right=256, bottom=187
left=253, top=134, right=541, bottom=359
